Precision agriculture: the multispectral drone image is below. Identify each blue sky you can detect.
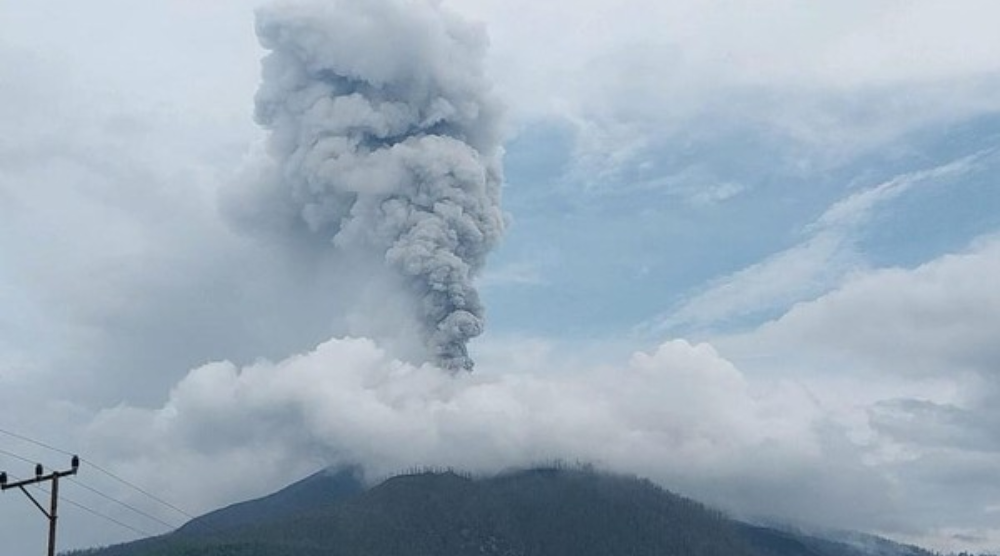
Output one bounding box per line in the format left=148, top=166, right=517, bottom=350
left=484, top=112, right=1000, bottom=340
left=1, top=1, right=999, bottom=554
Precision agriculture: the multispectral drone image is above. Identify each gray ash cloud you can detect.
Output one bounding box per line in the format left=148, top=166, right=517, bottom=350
left=244, top=0, right=505, bottom=371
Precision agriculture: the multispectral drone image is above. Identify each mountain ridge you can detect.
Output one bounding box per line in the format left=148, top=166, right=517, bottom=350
left=68, top=466, right=942, bottom=556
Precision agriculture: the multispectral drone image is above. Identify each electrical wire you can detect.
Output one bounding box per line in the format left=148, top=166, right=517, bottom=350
left=78, top=458, right=198, bottom=521
left=0, top=446, right=38, bottom=466
left=0, top=428, right=73, bottom=457
left=67, top=478, right=180, bottom=532
left=0, top=427, right=197, bottom=520
left=4, top=473, right=156, bottom=539
left=0, top=428, right=236, bottom=541
left=60, top=496, right=157, bottom=539
left=0, top=439, right=235, bottom=553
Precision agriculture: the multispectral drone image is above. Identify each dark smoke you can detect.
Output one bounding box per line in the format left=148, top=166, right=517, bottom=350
left=247, top=0, right=505, bottom=371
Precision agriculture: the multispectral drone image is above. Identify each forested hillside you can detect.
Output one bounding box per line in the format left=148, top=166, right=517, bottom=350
left=67, top=467, right=943, bottom=556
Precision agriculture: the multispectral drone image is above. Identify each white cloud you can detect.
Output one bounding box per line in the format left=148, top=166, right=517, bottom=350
left=643, top=153, right=986, bottom=335
left=739, top=234, right=1000, bottom=379
left=79, top=335, right=896, bottom=536
left=707, top=234, right=1000, bottom=551
left=810, top=152, right=989, bottom=231
left=450, top=0, right=1000, bottom=182
left=687, top=181, right=746, bottom=206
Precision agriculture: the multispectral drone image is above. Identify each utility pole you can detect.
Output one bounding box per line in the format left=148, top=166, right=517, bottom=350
left=1, top=456, right=79, bottom=556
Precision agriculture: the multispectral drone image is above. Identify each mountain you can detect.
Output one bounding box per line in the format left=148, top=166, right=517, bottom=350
left=68, top=467, right=937, bottom=556
left=174, top=467, right=364, bottom=536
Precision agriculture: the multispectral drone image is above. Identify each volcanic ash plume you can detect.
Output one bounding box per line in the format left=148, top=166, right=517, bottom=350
left=251, top=0, right=505, bottom=371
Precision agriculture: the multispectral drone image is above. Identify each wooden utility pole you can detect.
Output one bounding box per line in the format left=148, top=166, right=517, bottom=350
left=1, top=456, right=79, bottom=556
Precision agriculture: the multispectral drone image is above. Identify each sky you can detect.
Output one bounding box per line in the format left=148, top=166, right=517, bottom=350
left=1, top=0, right=999, bottom=554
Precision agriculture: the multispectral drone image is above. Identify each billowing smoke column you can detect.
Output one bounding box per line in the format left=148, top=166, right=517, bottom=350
left=252, top=0, right=505, bottom=371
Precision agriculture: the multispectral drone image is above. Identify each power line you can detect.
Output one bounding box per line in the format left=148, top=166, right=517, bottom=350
left=0, top=427, right=197, bottom=521
left=1, top=449, right=179, bottom=533
left=0, top=429, right=232, bottom=540
left=60, top=495, right=157, bottom=539
left=0, top=447, right=37, bottom=466
left=0, top=442, right=219, bottom=554
left=1, top=457, right=80, bottom=556
left=9, top=474, right=156, bottom=540
left=0, top=428, right=74, bottom=457
left=67, top=478, right=179, bottom=532
left=79, top=459, right=197, bottom=521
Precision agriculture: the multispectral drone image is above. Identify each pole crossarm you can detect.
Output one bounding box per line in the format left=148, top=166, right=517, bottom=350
left=2, top=467, right=78, bottom=490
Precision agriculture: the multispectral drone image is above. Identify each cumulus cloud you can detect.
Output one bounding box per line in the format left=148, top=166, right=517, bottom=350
left=80, top=335, right=898, bottom=533
left=741, top=234, right=1000, bottom=379
left=708, top=233, right=1000, bottom=551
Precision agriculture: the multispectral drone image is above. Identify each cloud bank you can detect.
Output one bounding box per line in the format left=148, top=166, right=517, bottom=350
left=710, top=233, right=1000, bottom=550
left=77, top=234, right=1000, bottom=552
left=83, top=335, right=894, bottom=533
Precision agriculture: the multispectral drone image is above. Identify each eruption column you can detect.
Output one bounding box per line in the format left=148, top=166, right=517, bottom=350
left=252, top=0, right=505, bottom=371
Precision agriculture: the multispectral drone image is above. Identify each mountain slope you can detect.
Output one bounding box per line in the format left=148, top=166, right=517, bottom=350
left=174, top=467, right=363, bottom=537
left=70, top=467, right=936, bottom=556
left=232, top=468, right=757, bottom=556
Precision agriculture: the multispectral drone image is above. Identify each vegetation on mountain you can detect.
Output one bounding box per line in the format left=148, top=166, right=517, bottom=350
left=64, top=466, right=977, bottom=556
